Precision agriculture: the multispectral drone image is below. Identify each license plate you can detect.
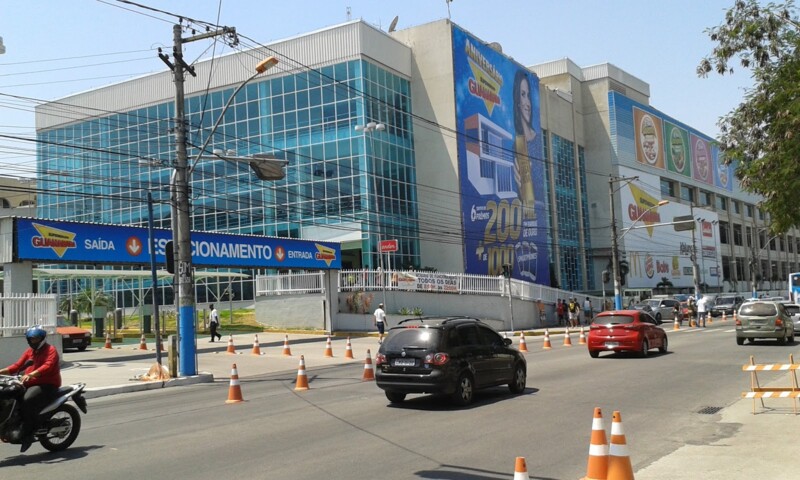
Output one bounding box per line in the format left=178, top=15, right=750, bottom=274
left=72, top=338, right=84, bottom=344
left=605, top=342, right=619, bottom=348
left=394, top=358, right=416, bottom=367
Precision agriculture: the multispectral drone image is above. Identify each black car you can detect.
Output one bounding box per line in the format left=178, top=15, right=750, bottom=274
left=710, top=295, right=745, bottom=317
left=374, top=316, right=527, bottom=406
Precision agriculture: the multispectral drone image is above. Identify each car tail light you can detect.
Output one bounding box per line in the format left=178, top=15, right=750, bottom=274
left=424, top=353, right=449, bottom=366
left=375, top=353, right=386, bottom=366
left=735, top=318, right=742, bottom=326
left=776, top=318, right=783, bottom=327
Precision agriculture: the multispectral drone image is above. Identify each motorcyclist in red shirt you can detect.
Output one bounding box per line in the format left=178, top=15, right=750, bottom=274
left=0, top=325, right=61, bottom=452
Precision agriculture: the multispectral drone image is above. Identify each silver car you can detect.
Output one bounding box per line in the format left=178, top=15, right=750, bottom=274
left=736, top=301, right=795, bottom=345
left=644, top=298, right=679, bottom=323
left=781, top=303, right=800, bottom=333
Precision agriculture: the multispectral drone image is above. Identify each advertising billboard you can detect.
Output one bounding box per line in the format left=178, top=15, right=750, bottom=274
left=617, top=167, right=720, bottom=289
left=453, top=25, right=549, bottom=284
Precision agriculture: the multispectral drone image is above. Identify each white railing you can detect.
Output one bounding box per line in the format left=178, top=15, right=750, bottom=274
left=255, top=271, right=325, bottom=296
left=0, top=294, right=58, bottom=337
left=255, top=269, right=604, bottom=307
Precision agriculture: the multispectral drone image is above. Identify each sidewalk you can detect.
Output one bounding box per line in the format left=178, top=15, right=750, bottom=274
left=61, top=332, right=383, bottom=398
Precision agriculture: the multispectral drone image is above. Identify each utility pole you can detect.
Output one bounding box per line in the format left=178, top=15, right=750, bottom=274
left=160, top=22, right=236, bottom=376
left=689, top=204, right=701, bottom=301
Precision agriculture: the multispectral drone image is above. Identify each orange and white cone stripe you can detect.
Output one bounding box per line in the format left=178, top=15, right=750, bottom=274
left=673, top=317, right=680, bottom=331
left=138, top=334, right=147, bottom=350
left=606, top=411, right=634, bottom=480
left=513, top=456, right=530, bottom=480
left=344, top=337, right=355, bottom=359
left=582, top=407, right=609, bottom=480
left=294, top=355, right=309, bottom=390
left=104, top=333, right=113, bottom=349
left=252, top=334, right=262, bottom=356
left=226, top=335, right=236, bottom=354
left=225, top=363, right=244, bottom=403
left=324, top=335, right=334, bottom=358
left=519, top=333, right=528, bottom=352
left=282, top=335, right=292, bottom=356
left=362, top=349, right=375, bottom=381
left=542, top=329, right=552, bottom=350
left=579, top=327, right=587, bottom=345
left=563, top=327, right=573, bottom=347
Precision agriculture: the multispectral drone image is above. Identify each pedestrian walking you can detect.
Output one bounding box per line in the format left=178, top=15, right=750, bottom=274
left=209, top=304, right=222, bottom=342
left=567, top=298, right=580, bottom=328
left=697, top=295, right=709, bottom=327
left=583, top=297, right=593, bottom=325
left=373, top=302, right=387, bottom=344
left=556, top=299, right=566, bottom=326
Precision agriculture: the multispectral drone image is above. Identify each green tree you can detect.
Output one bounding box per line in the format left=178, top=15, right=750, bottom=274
left=61, top=289, right=114, bottom=317
left=656, top=277, right=673, bottom=293
left=699, top=0, right=800, bottom=233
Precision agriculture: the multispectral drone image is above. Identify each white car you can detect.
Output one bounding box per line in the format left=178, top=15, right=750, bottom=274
left=781, top=303, right=800, bottom=333
left=644, top=298, right=680, bottom=323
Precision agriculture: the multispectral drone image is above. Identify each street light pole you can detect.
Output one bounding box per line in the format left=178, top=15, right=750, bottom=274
left=355, top=122, right=387, bottom=307
left=162, top=21, right=279, bottom=376
left=609, top=176, right=639, bottom=310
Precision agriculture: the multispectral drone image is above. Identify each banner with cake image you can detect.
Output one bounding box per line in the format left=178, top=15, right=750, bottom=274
left=633, top=107, right=665, bottom=169
left=664, top=121, right=690, bottom=177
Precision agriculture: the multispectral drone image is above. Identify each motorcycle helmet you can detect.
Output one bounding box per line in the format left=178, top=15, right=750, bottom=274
left=25, top=325, right=47, bottom=350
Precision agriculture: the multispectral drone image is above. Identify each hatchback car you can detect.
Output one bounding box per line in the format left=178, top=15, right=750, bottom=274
left=710, top=295, right=744, bottom=317
left=587, top=310, right=668, bottom=358
left=644, top=298, right=679, bottom=323
left=374, top=316, right=527, bottom=405
left=735, top=301, right=795, bottom=345
left=56, top=314, right=92, bottom=351
left=630, top=303, right=660, bottom=324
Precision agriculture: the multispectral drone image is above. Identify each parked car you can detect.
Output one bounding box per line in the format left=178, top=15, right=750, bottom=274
left=374, top=316, right=527, bottom=406
left=644, top=298, right=680, bottom=323
left=56, top=314, right=92, bottom=351
left=710, top=295, right=745, bottom=317
left=630, top=303, right=660, bottom=324
left=735, top=301, right=795, bottom=345
left=587, top=310, right=668, bottom=358
left=780, top=303, right=800, bottom=335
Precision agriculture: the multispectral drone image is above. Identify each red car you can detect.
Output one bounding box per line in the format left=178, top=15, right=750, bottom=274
left=587, top=310, right=668, bottom=358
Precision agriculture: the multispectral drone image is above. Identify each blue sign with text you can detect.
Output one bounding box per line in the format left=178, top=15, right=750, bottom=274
left=13, top=218, right=341, bottom=269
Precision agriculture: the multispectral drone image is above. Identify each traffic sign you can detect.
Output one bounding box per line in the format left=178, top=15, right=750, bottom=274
left=673, top=215, right=695, bottom=231
left=379, top=239, right=398, bottom=253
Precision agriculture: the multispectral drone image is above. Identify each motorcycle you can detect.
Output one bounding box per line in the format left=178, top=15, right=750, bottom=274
left=0, top=361, right=88, bottom=452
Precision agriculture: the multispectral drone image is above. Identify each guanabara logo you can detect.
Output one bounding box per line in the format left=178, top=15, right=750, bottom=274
left=31, top=223, right=77, bottom=258
left=315, top=244, right=337, bottom=266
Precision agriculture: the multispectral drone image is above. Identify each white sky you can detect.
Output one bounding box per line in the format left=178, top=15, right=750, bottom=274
left=0, top=0, right=753, bottom=179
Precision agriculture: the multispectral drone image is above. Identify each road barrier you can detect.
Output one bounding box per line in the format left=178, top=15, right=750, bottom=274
left=344, top=336, right=354, bottom=359
left=324, top=335, right=334, bottom=357
left=252, top=334, right=262, bottom=356
left=362, top=349, right=375, bottom=382
left=581, top=407, right=608, bottom=480
left=294, top=355, right=309, bottom=390
left=226, top=335, right=236, bottom=354
left=282, top=334, right=292, bottom=356
left=742, top=354, right=800, bottom=414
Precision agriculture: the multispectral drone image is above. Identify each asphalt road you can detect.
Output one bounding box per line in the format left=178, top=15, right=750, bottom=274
left=2, top=323, right=798, bottom=479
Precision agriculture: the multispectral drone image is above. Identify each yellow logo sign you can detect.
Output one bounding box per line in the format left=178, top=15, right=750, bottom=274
left=31, top=223, right=77, bottom=258
left=314, top=244, right=337, bottom=267
left=627, top=184, right=663, bottom=237
left=465, top=41, right=503, bottom=115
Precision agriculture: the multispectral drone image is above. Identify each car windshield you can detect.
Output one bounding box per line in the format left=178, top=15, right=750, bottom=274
left=592, top=314, right=634, bottom=326
left=739, top=303, right=777, bottom=317
left=632, top=303, right=649, bottom=310
left=715, top=297, right=736, bottom=306
left=383, top=328, right=441, bottom=350
left=646, top=300, right=660, bottom=308
left=783, top=305, right=800, bottom=315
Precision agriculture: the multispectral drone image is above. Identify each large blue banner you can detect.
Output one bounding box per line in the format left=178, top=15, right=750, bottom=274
left=14, top=218, right=341, bottom=269
left=453, top=26, right=550, bottom=284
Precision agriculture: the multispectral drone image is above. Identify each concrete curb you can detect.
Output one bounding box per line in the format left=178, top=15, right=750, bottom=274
left=82, top=373, right=215, bottom=399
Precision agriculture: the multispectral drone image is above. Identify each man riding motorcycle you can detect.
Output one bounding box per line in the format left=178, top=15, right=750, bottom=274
left=0, top=325, right=61, bottom=452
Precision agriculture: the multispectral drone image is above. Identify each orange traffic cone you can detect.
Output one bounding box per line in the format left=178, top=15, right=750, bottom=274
left=607, top=411, right=634, bottom=480
left=673, top=317, right=680, bottom=331
left=252, top=334, right=262, bottom=356
left=542, top=329, right=552, bottom=350
left=324, top=335, right=334, bottom=358
left=362, top=349, right=375, bottom=381
left=690, top=317, right=697, bottom=328
left=226, top=335, right=236, bottom=354
left=513, top=456, right=530, bottom=480
left=519, top=333, right=529, bottom=352
left=103, top=333, right=113, bottom=349
left=294, top=355, right=309, bottom=390
left=138, top=334, right=147, bottom=350
left=564, top=327, right=573, bottom=347
left=225, top=363, right=244, bottom=403
left=707, top=313, right=712, bottom=325
left=344, top=337, right=355, bottom=359
left=282, top=335, right=292, bottom=356
left=722, top=312, right=727, bottom=321
left=582, top=407, right=609, bottom=480
left=579, top=326, right=587, bottom=345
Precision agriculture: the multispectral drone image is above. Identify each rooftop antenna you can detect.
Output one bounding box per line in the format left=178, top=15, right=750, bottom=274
left=346, top=6, right=351, bottom=21
left=445, top=0, right=453, bottom=19
left=388, top=16, right=399, bottom=33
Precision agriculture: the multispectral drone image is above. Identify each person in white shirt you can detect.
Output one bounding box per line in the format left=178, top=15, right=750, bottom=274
left=209, top=304, right=222, bottom=342
left=696, top=296, right=709, bottom=328
left=373, top=303, right=387, bottom=344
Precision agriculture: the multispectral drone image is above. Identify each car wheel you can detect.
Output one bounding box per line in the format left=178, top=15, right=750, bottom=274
left=658, top=336, right=668, bottom=354
left=589, top=350, right=600, bottom=358
left=655, top=313, right=662, bottom=324
left=451, top=372, right=474, bottom=406
left=508, top=363, right=526, bottom=394
left=385, top=391, right=406, bottom=403
left=736, top=337, right=744, bottom=345
left=77, top=345, right=87, bottom=352
left=747, top=338, right=754, bottom=343
left=778, top=333, right=786, bottom=345
left=640, top=339, right=650, bottom=358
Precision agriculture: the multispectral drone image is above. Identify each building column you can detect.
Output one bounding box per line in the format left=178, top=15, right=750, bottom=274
left=3, top=261, right=33, bottom=295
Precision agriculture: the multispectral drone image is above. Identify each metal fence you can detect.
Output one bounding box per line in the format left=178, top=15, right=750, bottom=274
left=0, top=294, right=58, bottom=337
left=255, top=269, right=603, bottom=307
